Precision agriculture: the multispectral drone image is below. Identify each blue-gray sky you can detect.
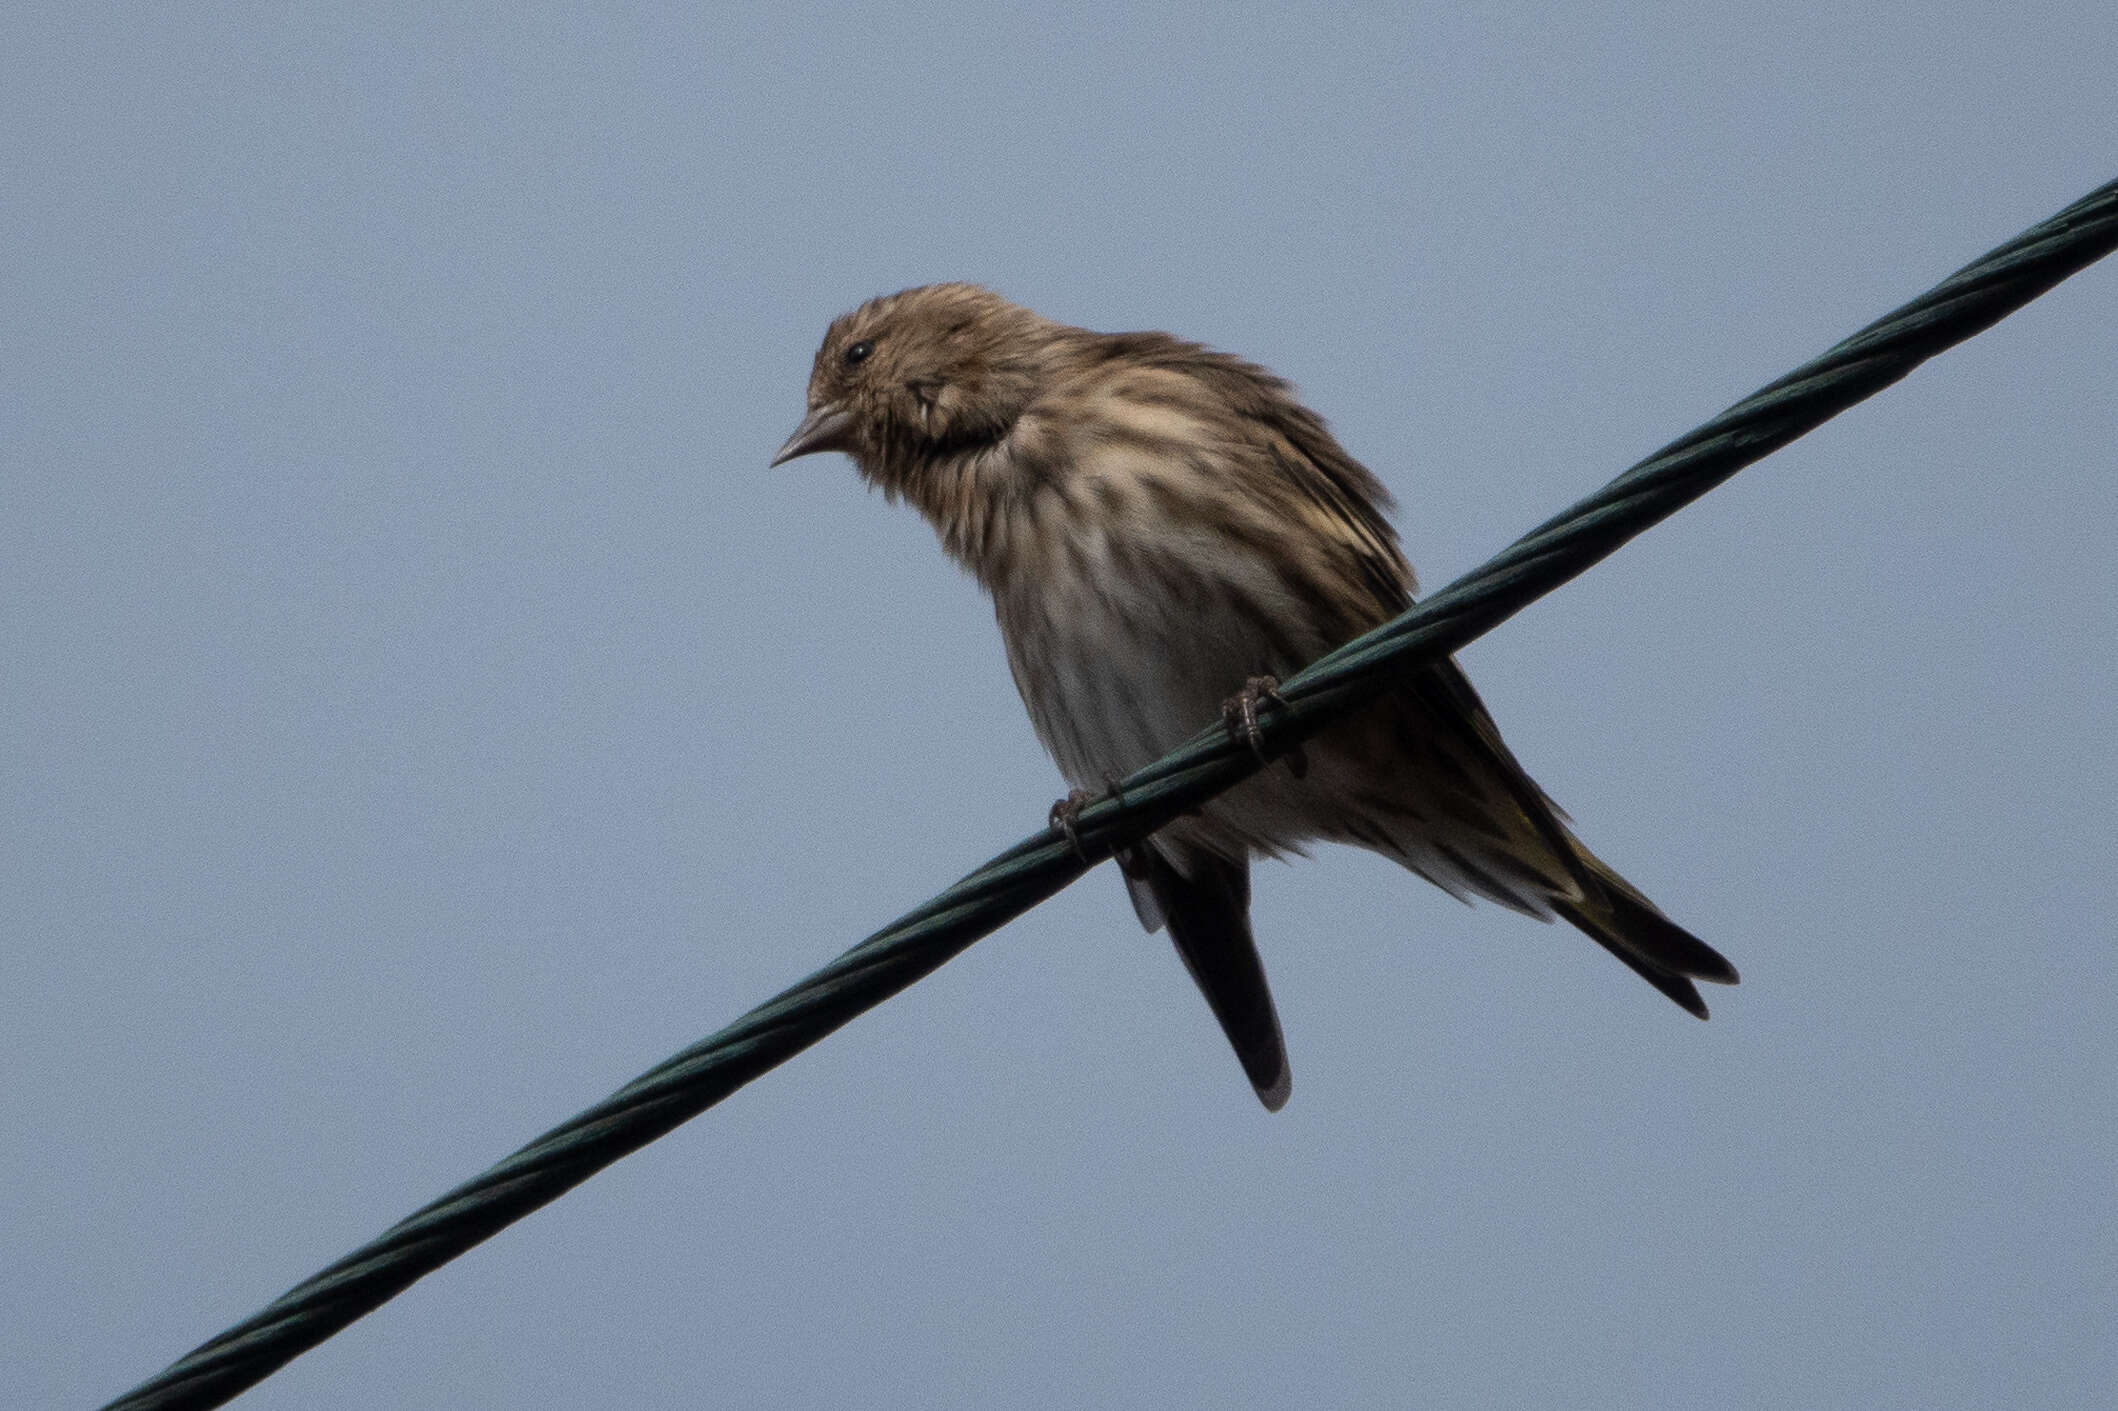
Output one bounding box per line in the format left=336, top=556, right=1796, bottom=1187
left=6, top=5, right=2114, bottom=1408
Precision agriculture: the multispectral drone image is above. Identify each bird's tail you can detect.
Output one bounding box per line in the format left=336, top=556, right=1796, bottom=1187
left=1549, top=849, right=1740, bottom=1019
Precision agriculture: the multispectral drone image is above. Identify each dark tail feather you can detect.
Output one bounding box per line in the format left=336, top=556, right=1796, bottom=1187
left=1125, top=849, right=1291, bottom=1111
left=1552, top=852, right=1740, bottom=1020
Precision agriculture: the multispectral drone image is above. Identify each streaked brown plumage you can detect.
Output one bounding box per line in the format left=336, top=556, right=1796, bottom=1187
left=775, top=282, right=1738, bottom=1111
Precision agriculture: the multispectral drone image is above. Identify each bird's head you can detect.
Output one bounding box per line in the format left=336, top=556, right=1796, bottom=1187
left=772, top=283, right=1054, bottom=488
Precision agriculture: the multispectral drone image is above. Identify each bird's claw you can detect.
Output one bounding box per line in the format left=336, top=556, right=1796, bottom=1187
left=1222, top=675, right=1308, bottom=779
left=1049, top=775, right=1129, bottom=863
left=1048, top=788, right=1096, bottom=862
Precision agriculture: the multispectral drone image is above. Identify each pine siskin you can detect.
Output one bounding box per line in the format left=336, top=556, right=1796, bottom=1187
left=775, top=283, right=1738, bottom=1111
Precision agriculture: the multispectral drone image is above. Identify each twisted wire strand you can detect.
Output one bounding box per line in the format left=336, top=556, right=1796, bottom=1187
left=102, top=177, right=2118, bottom=1411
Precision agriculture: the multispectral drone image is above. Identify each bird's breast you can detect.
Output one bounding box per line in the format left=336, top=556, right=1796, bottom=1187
left=991, top=491, right=1324, bottom=789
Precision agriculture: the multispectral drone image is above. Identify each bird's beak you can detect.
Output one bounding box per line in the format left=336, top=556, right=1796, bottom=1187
left=771, top=403, right=856, bottom=466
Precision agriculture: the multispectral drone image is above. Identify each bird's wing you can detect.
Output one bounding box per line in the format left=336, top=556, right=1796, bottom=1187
left=1123, top=847, right=1291, bottom=1112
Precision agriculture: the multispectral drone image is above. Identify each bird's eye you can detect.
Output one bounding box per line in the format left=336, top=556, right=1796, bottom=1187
left=843, top=339, right=874, bottom=367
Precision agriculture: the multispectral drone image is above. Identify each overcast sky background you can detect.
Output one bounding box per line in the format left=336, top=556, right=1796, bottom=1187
left=6, top=5, right=2115, bottom=1408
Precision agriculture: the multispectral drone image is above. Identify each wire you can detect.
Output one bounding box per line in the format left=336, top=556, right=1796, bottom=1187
left=100, top=176, right=2118, bottom=1411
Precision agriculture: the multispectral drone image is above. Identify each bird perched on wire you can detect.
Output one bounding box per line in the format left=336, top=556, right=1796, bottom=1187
left=774, top=282, right=1738, bottom=1111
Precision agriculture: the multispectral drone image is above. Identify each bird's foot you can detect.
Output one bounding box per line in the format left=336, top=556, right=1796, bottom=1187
left=1048, top=775, right=1130, bottom=863
left=1221, top=675, right=1308, bottom=779
left=1048, top=788, right=1097, bottom=862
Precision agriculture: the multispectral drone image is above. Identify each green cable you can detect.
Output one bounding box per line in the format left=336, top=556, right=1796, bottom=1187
left=101, top=176, right=2118, bottom=1411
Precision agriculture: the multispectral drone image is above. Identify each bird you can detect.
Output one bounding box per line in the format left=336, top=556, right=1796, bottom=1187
left=773, top=282, right=1738, bottom=1111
